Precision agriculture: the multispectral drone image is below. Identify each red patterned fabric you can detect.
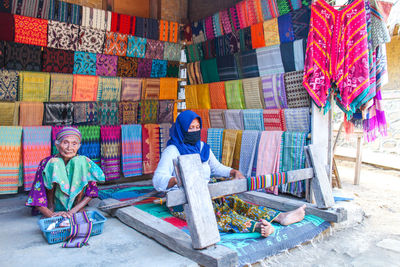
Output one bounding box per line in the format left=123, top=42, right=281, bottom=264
left=263, top=109, right=286, bottom=131
left=142, top=124, right=160, bottom=174
left=14, top=15, right=48, bottom=47
left=111, top=12, right=135, bottom=35
left=104, top=32, right=128, bottom=56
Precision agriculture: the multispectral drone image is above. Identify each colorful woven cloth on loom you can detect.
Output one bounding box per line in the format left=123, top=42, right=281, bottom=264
left=242, top=77, right=264, bottom=109
left=0, top=69, right=18, bottom=101
left=121, top=125, right=142, bottom=177
left=139, top=100, right=158, bottom=124
left=142, top=78, right=160, bottom=99
left=97, top=77, right=121, bottom=101
left=19, top=102, right=43, bottom=126
left=118, top=101, right=138, bottom=124
left=216, top=54, right=239, bottom=81
left=137, top=58, right=152, bottom=78
left=127, top=36, right=146, bottom=58
left=256, top=45, right=285, bottom=76
left=0, top=102, right=19, bottom=126
left=73, top=102, right=98, bottom=125
left=96, top=54, right=118, bottom=77
left=263, top=109, right=287, bottom=131
left=284, top=71, right=310, bottom=108
left=73, top=52, right=97, bottom=76
left=224, top=109, right=244, bottom=130
left=187, top=62, right=203, bottom=85
left=284, top=107, right=310, bottom=132
left=72, top=74, right=99, bottom=102
left=159, top=78, right=177, bottom=100
left=48, top=0, right=82, bottom=25
left=166, top=61, right=179, bottom=78
left=221, top=129, right=239, bottom=167
left=78, top=125, right=101, bottom=165
left=163, top=42, right=181, bottom=62
left=121, top=78, right=142, bottom=101
left=238, top=130, right=260, bottom=178
left=42, top=48, right=74, bottom=73
left=263, top=18, right=280, bottom=46
left=5, top=42, right=41, bottom=71
left=14, top=15, right=48, bottom=47
left=225, top=80, right=245, bottom=109
left=101, top=125, right=121, bottom=180
left=145, top=39, right=164, bottom=60
left=200, top=58, right=220, bottom=84
left=47, top=20, right=79, bottom=51
left=49, top=73, right=73, bottom=102
left=159, top=123, right=172, bottom=153
left=98, top=102, right=119, bottom=125
left=209, top=82, right=227, bottom=109
left=243, top=109, right=264, bottom=131
left=0, top=126, right=22, bottom=194
left=77, top=27, right=105, bottom=54
left=142, top=124, right=160, bottom=174
left=111, top=12, right=135, bottom=35
left=158, top=100, right=174, bottom=124
left=262, top=73, right=287, bottom=109
left=104, top=32, right=128, bottom=56
left=209, top=109, right=225, bottom=129
left=22, top=126, right=51, bottom=191
left=150, top=59, right=167, bottom=78
left=19, top=72, right=50, bottom=101
left=81, top=7, right=111, bottom=31
left=117, top=56, right=138, bottom=77
left=43, top=102, right=74, bottom=126
left=247, top=172, right=288, bottom=191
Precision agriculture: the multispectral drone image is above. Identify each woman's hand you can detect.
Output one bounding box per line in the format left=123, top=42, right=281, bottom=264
left=230, top=169, right=245, bottom=180
left=52, top=211, right=72, bottom=218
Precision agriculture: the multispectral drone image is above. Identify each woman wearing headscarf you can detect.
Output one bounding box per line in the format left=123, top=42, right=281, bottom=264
left=153, top=111, right=306, bottom=237
left=26, top=127, right=105, bottom=218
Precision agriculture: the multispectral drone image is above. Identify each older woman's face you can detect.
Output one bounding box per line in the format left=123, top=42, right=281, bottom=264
left=188, top=118, right=201, bottom=132
left=57, top=136, right=80, bottom=160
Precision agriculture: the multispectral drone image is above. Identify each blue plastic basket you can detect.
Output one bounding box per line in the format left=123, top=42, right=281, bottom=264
left=38, top=210, right=107, bottom=244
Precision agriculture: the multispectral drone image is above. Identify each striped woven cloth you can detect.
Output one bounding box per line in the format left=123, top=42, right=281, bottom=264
left=238, top=130, right=260, bottom=178
left=19, top=72, right=50, bottom=101
left=284, top=107, right=310, bottom=132
left=206, top=128, right=224, bottom=162
left=78, top=126, right=101, bottom=166
left=242, top=109, right=264, bottom=131
left=142, top=124, right=160, bottom=174
left=121, top=125, right=142, bottom=177
left=0, top=102, right=19, bottom=126
left=121, top=77, right=142, bottom=101
left=159, top=123, right=172, bottom=153
left=262, top=73, right=287, bottom=109
left=97, top=76, right=121, bottom=101
left=22, top=126, right=51, bottom=191
left=242, top=77, right=264, bottom=109
left=263, top=109, right=287, bottom=131
left=256, top=45, right=285, bottom=76
left=224, top=109, right=244, bottom=130
left=209, top=109, right=225, bottom=129
left=142, top=78, right=160, bottom=99
left=101, top=126, right=121, bottom=180
left=184, top=85, right=198, bottom=109
left=247, top=172, right=288, bottom=191
left=221, top=129, right=239, bottom=167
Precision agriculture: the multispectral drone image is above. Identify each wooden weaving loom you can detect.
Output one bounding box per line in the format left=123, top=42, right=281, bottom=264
left=100, top=143, right=347, bottom=267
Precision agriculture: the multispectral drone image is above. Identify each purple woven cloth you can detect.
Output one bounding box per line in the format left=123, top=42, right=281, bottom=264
left=262, top=73, right=288, bottom=109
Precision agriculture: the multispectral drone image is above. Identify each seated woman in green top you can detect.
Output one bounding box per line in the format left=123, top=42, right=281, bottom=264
left=26, top=127, right=105, bottom=218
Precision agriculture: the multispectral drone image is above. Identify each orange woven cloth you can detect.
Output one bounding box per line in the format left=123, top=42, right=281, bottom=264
left=251, top=22, right=265, bottom=49
left=191, top=109, right=210, bottom=129
left=14, top=15, right=48, bottom=47
left=159, top=78, right=178, bottom=99
left=142, top=124, right=160, bottom=174
left=72, top=74, right=99, bottom=101
left=169, top=22, right=179, bottom=43
left=19, top=102, right=44, bottom=126
left=142, top=78, right=160, bottom=99
left=209, top=82, right=227, bottom=109
left=159, top=20, right=169, bottom=42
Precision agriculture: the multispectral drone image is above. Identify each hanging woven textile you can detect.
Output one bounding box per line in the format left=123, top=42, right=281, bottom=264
left=277, top=13, right=295, bottom=43
left=159, top=78, right=178, bottom=100
left=202, top=39, right=217, bottom=60
left=166, top=61, right=180, bottom=78
left=101, top=125, right=121, bottom=181
left=263, top=18, right=280, bottom=46
left=209, top=109, right=225, bottom=129
left=43, top=102, right=74, bottom=125
left=72, top=74, right=98, bottom=102
left=81, top=6, right=111, bottom=31
left=73, top=51, right=97, bottom=76
left=150, top=59, right=167, bottom=78
left=5, top=42, right=42, bottom=71
left=220, top=9, right=232, bottom=35
left=0, top=126, right=22, bottom=194
left=159, top=20, right=169, bottom=42
left=158, top=100, right=174, bottom=124
left=242, top=77, right=264, bottom=109
left=22, top=126, right=51, bottom=191
left=78, top=125, right=101, bottom=166
left=47, top=20, right=79, bottom=51
left=77, top=27, right=105, bottom=54
left=145, top=39, right=165, bottom=60
left=127, top=36, right=146, bottom=58
left=97, top=76, right=121, bottom=101
left=196, top=84, right=211, bottom=109
left=207, top=128, right=224, bottom=162
left=229, top=6, right=241, bottom=31
left=48, top=0, right=82, bottom=24
left=225, top=31, right=240, bottom=55
left=290, top=6, right=311, bottom=40
left=251, top=22, right=265, bottom=49
left=118, top=101, right=138, bottom=125
left=0, top=69, right=18, bottom=101
left=120, top=77, right=142, bottom=101
left=209, top=82, right=227, bottom=109
left=260, top=0, right=280, bottom=20
left=136, top=58, right=152, bottom=78
left=19, top=72, right=50, bottom=102
left=111, top=12, right=135, bottom=35
left=231, top=130, right=243, bottom=170
left=200, top=58, right=220, bottom=84
left=187, top=61, right=203, bottom=85
left=163, top=42, right=181, bottom=61
left=19, top=102, right=43, bottom=126
left=280, top=42, right=296, bottom=72
left=284, top=70, right=310, bottom=108
left=159, top=123, right=172, bottom=153
left=284, top=107, right=310, bottom=132
left=221, top=129, right=239, bottom=167
left=238, top=130, right=260, bottom=178
left=191, top=20, right=206, bottom=43
left=117, top=56, right=138, bottom=77
left=98, top=101, right=119, bottom=126
left=238, top=50, right=260, bottom=78
left=263, top=109, right=287, bottom=131
left=262, top=73, right=287, bottom=109
left=184, top=84, right=198, bottom=109
left=216, top=54, right=239, bottom=81
left=0, top=12, right=14, bottom=42
left=242, top=109, right=264, bottom=131
left=73, top=102, right=98, bottom=125
left=121, top=124, right=142, bottom=177
left=142, top=78, right=160, bottom=99
left=0, top=102, right=19, bottom=126
left=169, top=21, right=179, bottom=43
left=96, top=54, right=118, bottom=77
left=256, top=45, right=285, bottom=76
left=104, top=32, right=128, bottom=56
left=14, top=15, right=48, bottom=47
left=225, top=80, right=245, bottom=109
left=12, top=0, right=51, bottom=19
left=191, top=109, right=210, bottom=129
left=42, top=48, right=74, bottom=73
left=139, top=100, right=158, bottom=124
left=142, top=124, right=160, bottom=174
left=224, top=109, right=244, bottom=130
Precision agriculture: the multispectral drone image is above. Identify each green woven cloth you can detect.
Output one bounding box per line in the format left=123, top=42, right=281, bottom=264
left=139, top=100, right=158, bottom=124
left=200, top=58, right=220, bottom=83
left=98, top=102, right=119, bottom=125
left=19, top=72, right=50, bottom=101
left=97, top=77, right=121, bottom=101
left=225, top=80, right=245, bottom=109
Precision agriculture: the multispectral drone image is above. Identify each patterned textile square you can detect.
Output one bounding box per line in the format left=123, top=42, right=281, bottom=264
left=121, top=124, right=141, bottom=177
left=100, top=125, right=121, bottom=180
left=284, top=70, right=310, bottom=108
left=77, top=26, right=105, bottom=54
left=158, top=100, right=174, bottom=123
left=14, top=15, right=47, bottom=46
left=137, top=58, right=153, bottom=78
left=0, top=41, right=4, bottom=68
left=251, top=22, right=265, bottom=49
left=163, top=42, right=181, bottom=61
left=201, top=39, right=216, bottom=60
left=263, top=18, right=280, bottom=46
left=200, top=58, right=220, bottom=84
left=262, top=73, right=287, bottom=109
left=43, top=102, right=74, bottom=125
left=117, top=56, right=138, bottom=77
left=142, top=78, right=160, bottom=99
left=284, top=107, right=310, bottom=132
left=49, top=73, right=73, bottom=102
left=5, top=42, right=41, bottom=71
left=151, top=59, right=167, bottom=78
left=159, top=122, right=172, bottom=153
left=216, top=54, right=239, bottom=81
left=191, top=20, right=206, bottom=43
left=261, top=0, right=279, bottom=20
left=187, top=61, right=203, bottom=85
left=12, top=0, right=51, bottom=19
left=0, top=69, right=18, bottom=101
left=238, top=27, right=253, bottom=52
left=0, top=102, right=19, bottom=125
left=209, top=109, right=225, bottom=128
left=19, top=72, right=50, bottom=101
left=73, top=102, right=98, bottom=125
left=169, top=21, right=179, bottom=43
left=98, top=101, right=119, bottom=125
left=225, top=80, right=245, bottom=109
left=196, top=84, right=211, bottom=109
left=126, top=35, right=146, bottom=58
left=184, top=85, right=198, bottom=109
left=42, top=47, right=74, bottom=73
left=47, top=20, right=79, bottom=51
left=145, top=39, right=164, bottom=60
left=139, top=100, right=158, bottom=124
left=81, top=6, right=111, bottom=31
left=291, top=6, right=310, bottom=40
left=97, top=76, right=121, bottom=101
left=111, top=12, right=135, bottom=35
left=0, top=0, right=11, bottom=12
left=104, top=32, right=128, bottom=56
left=280, top=41, right=295, bottom=72
left=185, top=43, right=203, bottom=63
left=242, top=77, right=264, bottom=109
left=243, top=109, right=264, bottom=131
left=72, top=74, right=98, bottom=101
left=166, top=61, right=179, bottom=78
left=120, top=77, right=142, bottom=101
left=141, top=123, right=160, bottom=174
left=256, top=45, right=285, bottom=76
left=159, top=78, right=178, bottom=100
left=96, top=54, right=118, bottom=77
left=224, top=110, right=244, bottom=130
left=207, top=128, right=224, bottom=162
left=73, top=51, right=97, bottom=75
left=277, top=13, right=295, bottom=43
left=209, top=82, right=228, bottom=109
left=19, top=102, right=43, bottom=126
left=0, top=12, right=15, bottom=42
left=134, top=17, right=159, bottom=40
left=192, top=109, right=210, bottom=128
left=215, top=35, right=229, bottom=57
left=118, top=101, right=138, bottom=124
left=48, top=0, right=82, bottom=25
left=159, top=20, right=169, bottom=42
left=263, top=109, right=287, bottom=131
left=238, top=50, right=260, bottom=78
left=77, top=125, right=101, bottom=165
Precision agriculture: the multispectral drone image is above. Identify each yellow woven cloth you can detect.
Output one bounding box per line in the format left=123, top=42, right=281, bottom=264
left=19, top=102, right=44, bottom=126
left=185, top=84, right=198, bottom=109
left=19, top=72, right=50, bottom=101
left=142, top=78, right=160, bottom=99
left=221, top=129, right=239, bottom=167
left=49, top=73, right=73, bottom=102
left=242, top=77, right=264, bottom=109
left=196, top=84, right=211, bottom=109
left=263, top=18, right=280, bottom=47
left=0, top=102, right=19, bottom=125
left=231, top=130, right=243, bottom=170
left=159, top=78, right=178, bottom=100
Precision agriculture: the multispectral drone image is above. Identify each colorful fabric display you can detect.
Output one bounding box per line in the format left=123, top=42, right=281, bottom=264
left=121, top=77, right=142, bottom=101
left=151, top=59, right=167, bottom=78
left=224, top=109, right=244, bottom=130
left=225, top=32, right=240, bottom=55
left=187, top=61, right=203, bottom=85
left=293, top=39, right=305, bottom=71
left=202, top=39, right=216, bottom=60
left=219, top=9, right=232, bottom=35
left=73, top=102, right=98, bottom=125
left=261, top=0, right=279, bottom=20
left=231, top=129, right=243, bottom=170
left=5, top=42, right=41, bottom=71
left=191, top=20, right=206, bottom=43
left=73, top=51, right=97, bottom=75
left=284, top=71, right=310, bottom=108
left=207, top=128, right=223, bottom=162
left=251, top=22, right=265, bottom=49
left=209, top=109, right=225, bottom=129
left=280, top=42, right=296, bottom=72
left=247, top=172, right=287, bottom=191
left=22, top=126, right=51, bottom=191
left=247, top=0, right=261, bottom=25
left=62, top=212, right=93, bottom=248
left=72, top=74, right=98, bottom=101
left=49, top=73, right=73, bottom=102
left=169, top=21, right=179, bottom=43
left=98, top=102, right=119, bottom=125
left=0, top=102, right=19, bottom=125
left=141, top=124, right=160, bottom=174
left=159, top=123, right=172, bottom=153
left=184, top=85, right=198, bottom=109
left=262, top=73, right=287, bottom=109
left=263, top=109, right=287, bottom=131
left=215, top=35, right=228, bottom=57
left=19, top=72, right=50, bottom=101
left=11, top=0, right=50, bottom=19
left=243, top=109, right=264, bottom=131
left=134, top=17, right=159, bottom=40
left=185, top=43, right=203, bottom=63
left=47, top=20, right=79, bottom=51
left=159, top=78, right=177, bottom=100
left=158, top=100, right=174, bottom=123
left=159, top=20, right=169, bottom=41
left=0, top=69, right=18, bottom=101
left=0, top=13, right=15, bottom=41
left=229, top=6, right=240, bottom=31
left=139, top=100, right=158, bottom=124
left=77, top=27, right=105, bottom=54
left=196, top=84, right=211, bottom=109
left=284, top=107, right=310, bottom=132
left=242, top=77, right=264, bottom=109
left=238, top=50, right=260, bottom=78
left=204, top=16, right=215, bottom=40
left=256, top=45, right=285, bottom=76
left=182, top=23, right=193, bottom=44
left=145, top=39, right=164, bottom=60
left=278, top=13, right=295, bottom=43
left=225, top=80, right=245, bottom=109
left=291, top=6, right=311, bottom=40
left=19, top=102, right=43, bottom=126
left=164, top=42, right=181, bottom=61
left=200, top=58, right=220, bottom=84
left=236, top=1, right=248, bottom=29
left=276, top=0, right=293, bottom=15
left=136, top=58, right=152, bottom=78
left=81, top=6, right=111, bottom=31
left=117, top=56, right=138, bottom=77
left=208, top=82, right=227, bottom=109
left=111, top=12, right=135, bottom=35
left=239, top=130, right=260, bottom=178
left=42, top=47, right=74, bottom=73
left=43, top=102, right=74, bottom=125
left=213, top=13, right=223, bottom=38
left=48, top=0, right=82, bottom=25
left=104, top=32, right=128, bottom=56
left=100, top=125, right=121, bottom=180
left=118, top=101, right=138, bottom=124
left=166, top=61, right=180, bottom=78
left=14, top=15, right=47, bottom=47
left=216, top=54, right=239, bottom=81
left=96, top=54, right=117, bottom=77
left=0, top=126, right=22, bottom=194
left=121, top=124, right=142, bottom=177
left=263, top=18, right=280, bottom=46
left=238, top=27, right=253, bottom=51
left=142, top=78, right=160, bottom=99
left=127, top=36, right=146, bottom=58
left=191, top=109, right=210, bottom=129
left=221, top=129, right=239, bottom=167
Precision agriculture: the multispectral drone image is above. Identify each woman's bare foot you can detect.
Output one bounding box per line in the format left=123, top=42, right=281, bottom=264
left=255, top=219, right=274, bottom=237
left=275, top=204, right=306, bottom=226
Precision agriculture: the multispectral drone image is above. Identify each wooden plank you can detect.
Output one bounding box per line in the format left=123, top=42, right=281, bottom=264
left=237, top=191, right=347, bottom=223
left=99, top=190, right=158, bottom=211
left=354, top=136, right=363, bottom=185
left=100, top=199, right=238, bottom=266
left=167, top=168, right=314, bottom=207
left=307, top=145, right=335, bottom=208
left=178, top=154, right=220, bottom=249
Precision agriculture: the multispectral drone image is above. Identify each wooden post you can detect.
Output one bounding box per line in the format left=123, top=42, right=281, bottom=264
left=354, top=135, right=363, bottom=185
